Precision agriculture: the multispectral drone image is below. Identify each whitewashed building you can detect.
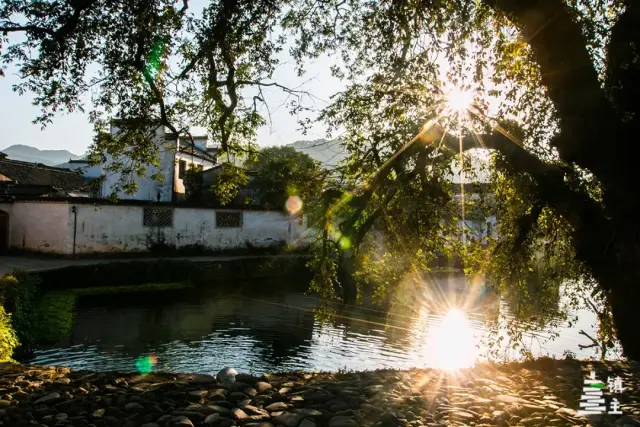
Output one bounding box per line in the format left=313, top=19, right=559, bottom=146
left=100, top=122, right=220, bottom=202
left=56, top=122, right=221, bottom=202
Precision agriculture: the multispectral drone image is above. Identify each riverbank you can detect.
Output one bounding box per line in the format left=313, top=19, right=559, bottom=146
left=0, top=253, right=310, bottom=278
left=1, top=359, right=639, bottom=427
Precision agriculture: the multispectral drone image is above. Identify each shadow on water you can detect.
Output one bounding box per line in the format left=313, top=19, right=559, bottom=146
left=28, top=273, right=606, bottom=374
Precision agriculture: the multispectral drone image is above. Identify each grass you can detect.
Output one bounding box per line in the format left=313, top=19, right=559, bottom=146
left=69, top=282, right=191, bottom=296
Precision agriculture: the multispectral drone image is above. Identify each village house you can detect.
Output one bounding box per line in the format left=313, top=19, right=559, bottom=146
left=0, top=152, right=91, bottom=198
left=55, top=122, right=226, bottom=202
left=99, top=121, right=220, bottom=202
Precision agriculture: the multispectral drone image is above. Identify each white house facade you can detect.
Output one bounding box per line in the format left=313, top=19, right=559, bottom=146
left=98, top=122, right=219, bottom=202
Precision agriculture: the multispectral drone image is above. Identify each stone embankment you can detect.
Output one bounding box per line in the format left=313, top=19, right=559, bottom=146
left=0, top=359, right=639, bottom=427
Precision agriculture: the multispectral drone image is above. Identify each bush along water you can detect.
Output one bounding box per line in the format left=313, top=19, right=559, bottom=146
left=0, top=270, right=76, bottom=360
left=0, top=270, right=40, bottom=360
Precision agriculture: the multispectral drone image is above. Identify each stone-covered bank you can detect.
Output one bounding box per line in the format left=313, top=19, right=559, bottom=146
left=0, top=359, right=639, bottom=427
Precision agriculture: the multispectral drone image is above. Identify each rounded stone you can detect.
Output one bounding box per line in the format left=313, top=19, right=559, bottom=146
left=217, top=368, right=238, bottom=385
left=266, top=402, right=288, bottom=412
left=172, top=415, right=195, bottom=427
left=273, top=412, right=304, bottom=427
left=205, top=413, right=221, bottom=425
left=255, top=382, right=272, bottom=393
left=329, top=416, right=358, bottom=427
left=35, top=392, right=61, bottom=404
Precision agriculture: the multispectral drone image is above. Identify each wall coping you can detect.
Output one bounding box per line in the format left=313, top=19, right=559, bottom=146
left=0, top=197, right=291, bottom=213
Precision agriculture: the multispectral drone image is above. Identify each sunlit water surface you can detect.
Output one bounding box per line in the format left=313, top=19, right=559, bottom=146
left=29, top=275, right=615, bottom=374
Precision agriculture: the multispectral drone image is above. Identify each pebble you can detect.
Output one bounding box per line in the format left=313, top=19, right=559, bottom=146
left=329, top=416, right=358, bottom=427
left=273, top=412, right=304, bottom=427
left=232, top=407, right=249, bottom=421
left=35, top=391, right=61, bottom=404
left=172, top=416, right=195, bottom=426
left=205, top=413, right=221, bottom=425
left=217, top=368, right=238, bottom=385
left=125, top=401, right=144, bottom=411
left=266, top=402, right=289, bottom=412
left=292, top=408, right=322, bottom=417
left=256, top=382, right=273, bottom=393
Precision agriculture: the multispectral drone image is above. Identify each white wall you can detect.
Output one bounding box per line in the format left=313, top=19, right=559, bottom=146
left=458, top=216, right=497, bottom=242
left=0, top=202, right=70, bottom=253
left=71, top=204, right=310, bottom=254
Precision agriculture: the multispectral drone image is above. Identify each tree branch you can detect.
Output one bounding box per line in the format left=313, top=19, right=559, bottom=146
left=514, top=202, right=543, bottom=250
left=605, top=1, right=640, bottom=123
left=436, top=125, right=609, bottom=240
left=0, top=23, right=55, bottom=35
left=578, top=329, right=599, bottom=349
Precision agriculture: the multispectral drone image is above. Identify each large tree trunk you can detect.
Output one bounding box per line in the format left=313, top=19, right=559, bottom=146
left=573, top=216, right=640, bottom=360
left=608, top=278, right=640, bottom=360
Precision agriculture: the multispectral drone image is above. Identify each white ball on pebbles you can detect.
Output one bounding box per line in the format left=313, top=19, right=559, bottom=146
left=216, top=367, right=238, bottom=384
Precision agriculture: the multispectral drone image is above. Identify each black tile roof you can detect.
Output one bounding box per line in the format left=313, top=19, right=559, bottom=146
left=0, top=158, right=89, bottom=193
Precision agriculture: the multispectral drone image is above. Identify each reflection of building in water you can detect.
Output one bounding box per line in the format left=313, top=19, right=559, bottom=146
left=70, top=290, right=316, bottom=365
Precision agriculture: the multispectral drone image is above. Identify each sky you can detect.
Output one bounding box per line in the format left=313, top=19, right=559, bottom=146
left=0, top=48, right=345, bottom=155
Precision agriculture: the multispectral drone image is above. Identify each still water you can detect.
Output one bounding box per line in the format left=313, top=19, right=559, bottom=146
left=29, top=275, right=613, bottom=374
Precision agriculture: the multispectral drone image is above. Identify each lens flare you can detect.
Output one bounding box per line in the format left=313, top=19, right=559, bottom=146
left=338, top=236, right=352, bottom=250
left=445, top=87, right=474, bottom=112
left=285, top=195, right=303, bottom=214
left=135, top=355, right=158, bottom=375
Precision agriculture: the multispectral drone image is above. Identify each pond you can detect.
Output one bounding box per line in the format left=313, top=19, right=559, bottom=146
left=28, top=274, right=615, bottom=375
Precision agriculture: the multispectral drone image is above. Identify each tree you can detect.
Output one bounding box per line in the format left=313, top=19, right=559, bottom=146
left=2, top=0, right=640, bottom=359
left=245, top=146, right=325, bottom=211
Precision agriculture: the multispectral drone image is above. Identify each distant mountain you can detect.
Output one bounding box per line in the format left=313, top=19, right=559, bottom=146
left=287, top=139, right=348, bottom=168
left=0, top=144, right=83, bottom=166
left=288, top=138, right=490, bottom=183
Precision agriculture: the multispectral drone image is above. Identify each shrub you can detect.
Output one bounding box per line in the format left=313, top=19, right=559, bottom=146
left=0, top=271, right=40, bottom=349
left=35, top=291, right=76, bottom=345
left=0, top=306, right=19, bottom=362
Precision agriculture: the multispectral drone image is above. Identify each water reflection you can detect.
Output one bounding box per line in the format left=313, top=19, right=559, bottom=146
left=425, top=309, right=478, bottom=370
left=29, top=275, right=608, bottom=374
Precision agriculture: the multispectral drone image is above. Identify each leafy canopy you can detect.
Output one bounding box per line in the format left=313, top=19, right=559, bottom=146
left=244, top=146, right=325, bottom=211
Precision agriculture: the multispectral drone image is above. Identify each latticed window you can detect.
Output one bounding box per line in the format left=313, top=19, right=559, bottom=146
left=143, top=208, right=173, bottom=227
left=216, top=211, right=242, bottom=228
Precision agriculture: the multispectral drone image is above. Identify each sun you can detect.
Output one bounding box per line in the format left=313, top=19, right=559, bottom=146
left=445, top=87, right=474, bottom=113
left=426, top=308, right=478, bottom=370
